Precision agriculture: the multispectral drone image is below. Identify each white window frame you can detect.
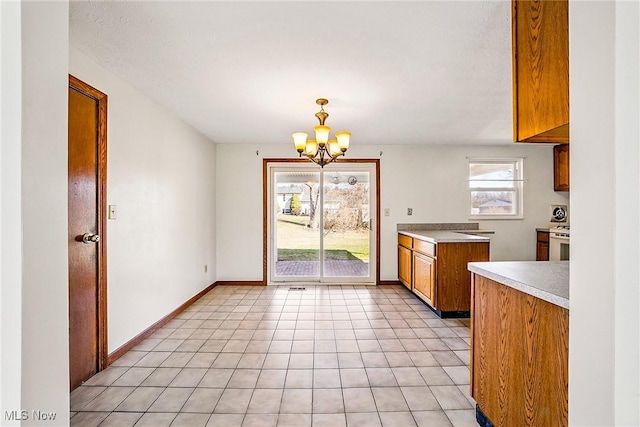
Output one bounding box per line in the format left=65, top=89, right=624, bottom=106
left=468, top=157, right=524, bottom=220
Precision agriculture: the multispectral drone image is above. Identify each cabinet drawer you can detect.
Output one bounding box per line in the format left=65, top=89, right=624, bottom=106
left=413, top=239, right=436, bottom=257
left=398, top=234, right=413, bottom=249
left=537, top=231, right=549, bottom=243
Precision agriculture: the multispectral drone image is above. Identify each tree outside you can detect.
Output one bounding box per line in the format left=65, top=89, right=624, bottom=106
left=276, top=179, right=370, bottom=264
left=290, top=193, right=302, bottom=215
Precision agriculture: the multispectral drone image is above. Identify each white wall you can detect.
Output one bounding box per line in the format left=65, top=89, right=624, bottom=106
left=0, top=0, right=23, bottom=422
left=216, top=143, right=567, bottom=281
left=20, top=1, right=70, bottom=425
left=613, top=3, right=640, bottom=423
left=2, top=5, right=217, bottom=421
left=70, top=48, right=217, bottom=353
left=569, top=1, right=640, bottom=425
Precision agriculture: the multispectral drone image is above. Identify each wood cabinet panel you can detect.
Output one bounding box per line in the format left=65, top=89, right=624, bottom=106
left=513, top=0, right=569, bottom=143
left=536, top=231, right=550, bottom=261
left=554, top=144, right=570, bottom=191
left=413, top=252, right=435, bottom=307
left=397, top=233, right=489, bottom=316
left=536, top=241, right=549, bottom=261
left=536, top=230, right=549, bottom=243
left=436, top=242, right=489, bottom=312
left=471, top=274, right=568, bottom=427
left=398, top=245, right=412, bottom=290
left=398, top=234, right=413, bottom=249
left=413, top=239, right=436, bottom=257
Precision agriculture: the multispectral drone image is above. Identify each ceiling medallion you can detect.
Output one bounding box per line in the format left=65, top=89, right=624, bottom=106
left=292, top=98, right=351, bottom=168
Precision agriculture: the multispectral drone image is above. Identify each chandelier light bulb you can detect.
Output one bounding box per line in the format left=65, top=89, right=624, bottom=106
left=305, top=139, right=318, bottom=157
left=314, top=125, right=330, bottom=146
left=292, top=132, right=308, bottom=154
left=335, top=131, right=351, bottom=152
left=328, top=140, right=340, bottom=158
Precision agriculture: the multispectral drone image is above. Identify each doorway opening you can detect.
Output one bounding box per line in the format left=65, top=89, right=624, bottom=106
left=264, top=160, right=379, bottom=284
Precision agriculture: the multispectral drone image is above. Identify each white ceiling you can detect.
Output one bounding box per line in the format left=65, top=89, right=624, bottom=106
left=69, top=1, right=513, bottom=146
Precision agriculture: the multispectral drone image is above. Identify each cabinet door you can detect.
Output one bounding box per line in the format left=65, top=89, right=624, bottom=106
left=554, top=144, right=570, bottom=191
left=413, top=252, right=436, bottom=307
left=537, top=241, right=550, bottom=261
left=513, top=0, right=569, bottom=143
left=536, top=231, right=550, bottom=261
left=398, top=245, right=412, bottom=289
left=471, top=274, right=569, bottom=427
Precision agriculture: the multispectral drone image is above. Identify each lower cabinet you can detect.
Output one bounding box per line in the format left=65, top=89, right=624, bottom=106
left=398, top=233, right=489, bottom=317
left=398, top=244, right=412, bottom=290
left=536, top=230, right=550, bottom=261
left=413, top=252, right=435, bottom=307
left=471, top=273, right=568, bottom=426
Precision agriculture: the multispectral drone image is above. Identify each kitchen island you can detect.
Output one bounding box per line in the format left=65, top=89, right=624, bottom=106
left=398, top=228, right=490, bottom=317
left=468, top=261, right=569, bottom=427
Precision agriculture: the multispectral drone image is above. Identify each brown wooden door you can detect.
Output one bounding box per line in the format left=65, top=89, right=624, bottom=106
left=68, top=76, right=107, bottom=390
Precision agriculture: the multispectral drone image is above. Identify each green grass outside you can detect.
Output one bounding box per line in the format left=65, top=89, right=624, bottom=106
left=277, top=214, right=309, bottom=226
left=276, top=215, right=369, bottom=262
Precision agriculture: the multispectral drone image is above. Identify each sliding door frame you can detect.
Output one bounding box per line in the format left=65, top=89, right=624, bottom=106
left=263, top=158, right=380, bottom=285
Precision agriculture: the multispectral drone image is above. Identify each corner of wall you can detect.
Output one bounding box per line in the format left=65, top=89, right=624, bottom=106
left=1, top=0, right=24, bottom=419
left=20, top=0, right=71, bottom=424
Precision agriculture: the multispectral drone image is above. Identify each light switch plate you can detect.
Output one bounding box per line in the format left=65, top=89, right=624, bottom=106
left=384, top=208, right=390, bottom=217
left=108, top=205, right=117, bottom=220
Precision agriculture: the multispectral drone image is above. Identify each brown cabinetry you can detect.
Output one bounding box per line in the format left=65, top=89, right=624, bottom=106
left=413, top=252, right=435, bottom=307
left=512, top=0, right=569, bottom=143
left=398, top=233, right=489, bottom=317
left=398, top=243, right=412, bottom=290
left=471, top=273, right=568, bottom=426
left=554, top=144, right=570, bottom=191
left=536, top=230, right=549, bottom=261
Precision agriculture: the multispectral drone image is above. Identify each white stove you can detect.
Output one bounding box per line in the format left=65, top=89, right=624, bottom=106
left=549, top=225, right=570, bottom=260
left=549, top=225, right=570, bottom=239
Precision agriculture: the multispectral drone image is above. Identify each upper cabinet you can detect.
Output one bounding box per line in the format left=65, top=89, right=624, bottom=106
left=554, top=144, right=570, bottom=191
left=512, top=0, right=569, bottom=143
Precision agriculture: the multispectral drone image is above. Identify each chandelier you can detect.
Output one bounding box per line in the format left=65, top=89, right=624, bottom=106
left=292, top=98, right=351, bottom=168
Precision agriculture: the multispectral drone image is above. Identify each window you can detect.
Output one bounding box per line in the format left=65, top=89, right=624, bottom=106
left=469, top=158, right=524, bottom=219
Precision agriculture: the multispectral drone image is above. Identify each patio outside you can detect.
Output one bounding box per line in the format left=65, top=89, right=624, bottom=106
left=275, top=214, right=370, bottom=277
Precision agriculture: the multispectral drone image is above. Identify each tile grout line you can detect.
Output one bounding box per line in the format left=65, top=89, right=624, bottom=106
left=71, top=285, right=474, bottom=427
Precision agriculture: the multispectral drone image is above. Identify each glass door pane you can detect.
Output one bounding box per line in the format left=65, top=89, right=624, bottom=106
left=322, top=170, right=371, bottom=279
left=273, top=170, right=321, bottom=281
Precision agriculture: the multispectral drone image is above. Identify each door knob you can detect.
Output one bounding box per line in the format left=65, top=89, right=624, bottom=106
left=81, top=233, right=100, bottom=244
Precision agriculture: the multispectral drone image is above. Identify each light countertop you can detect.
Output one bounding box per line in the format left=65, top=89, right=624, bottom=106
left=398, top=230, right=491, bottom=243
left=468, top=261, right=569, bottom=309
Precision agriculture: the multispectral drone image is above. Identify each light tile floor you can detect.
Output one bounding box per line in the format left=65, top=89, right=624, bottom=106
left=71, top=285, right=477, bottom=427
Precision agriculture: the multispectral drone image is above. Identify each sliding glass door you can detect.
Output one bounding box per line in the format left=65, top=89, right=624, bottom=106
left=269, top=162, right=376, bottom=284
left=273, top=169, right=321, bottom=278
